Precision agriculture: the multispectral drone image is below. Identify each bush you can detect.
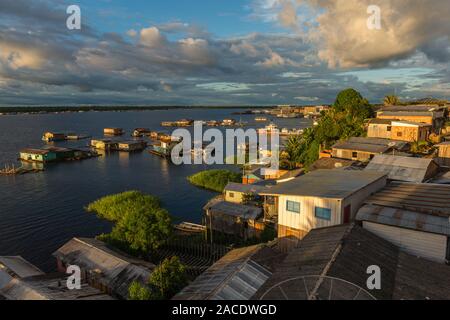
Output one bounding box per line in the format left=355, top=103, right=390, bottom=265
left=87, top=191, right=172, bottom=254
left=188, top=169, right=241, bottom=192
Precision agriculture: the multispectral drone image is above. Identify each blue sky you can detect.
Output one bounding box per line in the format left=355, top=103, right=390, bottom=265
left=0, top=0, right=448, bottom=106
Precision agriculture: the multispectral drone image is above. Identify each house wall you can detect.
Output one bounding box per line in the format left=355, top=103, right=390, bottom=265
left=224, top=191, right=244, bottom=204
left=367, top=124, right=391, bottom=139
left=332, top=148, right=378, bottom=162
left=438, top=145, right=450, bottom=167
left=391, top=126, right=425, bottom=142
left=363, top=221, right=448, bottom=264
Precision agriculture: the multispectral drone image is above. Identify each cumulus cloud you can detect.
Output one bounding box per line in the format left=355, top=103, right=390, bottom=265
left=140, top=27, right=166, bottom=47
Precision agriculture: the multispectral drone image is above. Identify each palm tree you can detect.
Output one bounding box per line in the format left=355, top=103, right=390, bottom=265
left=383, top=95, right=400, bottom=106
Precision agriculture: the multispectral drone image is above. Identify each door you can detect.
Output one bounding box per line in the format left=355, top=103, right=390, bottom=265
left=343, top=205, right=351, bottom=224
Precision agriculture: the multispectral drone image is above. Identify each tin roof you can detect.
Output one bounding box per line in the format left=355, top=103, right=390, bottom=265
left=0, top=256, right=44, bottom=279
left=206, top=201, right=262, bottom=220
left=173, top=243, right=285, bottom=300
left=356, top=204, right=450, bottom=236
left=260, top=170, right=386, bottom=199
left=379, top=105, right=445, bottom=112
left=53, top=238, right=155, bottom=299
left=20, top=149, right=49, bottom=155
left=333, top=137, right=409, bottom=154
left=364, top=182, right=450, bottom=217
left=224, top=182, right=267, bottom=194
left=365, top=155, right=438, bottom=183
left=254, top=224, right=450, bottom=300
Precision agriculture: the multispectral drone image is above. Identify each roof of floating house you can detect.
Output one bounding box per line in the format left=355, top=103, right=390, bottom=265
left=173, top=243, right=285, bottom=300
left=19, top=149, right=49, bottom=155
left=356, top=204, right=450, bottom=236
left=52, top=238, right=155, bottom=299
left=363, top=182, right=450, bottom=217
left=253, top=224, right=450, bottom=300
left=205, top=201, right=262, bottom=220
left=0, top=256, right=44, bottom=279
left=332, top=137, right=409, bottom=153
left=224, top=182, right=267, bottom=194
left=364, top=155, right=439, bottom=183
left=260, top=170, right=386, bottom=199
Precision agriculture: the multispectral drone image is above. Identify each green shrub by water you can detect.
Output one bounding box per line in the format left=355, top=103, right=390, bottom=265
left=187, top=169, right=241, bottom=193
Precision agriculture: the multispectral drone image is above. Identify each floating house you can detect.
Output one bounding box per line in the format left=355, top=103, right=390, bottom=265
left=332, top=137, right=410, bottom=162
left=19, top=147, right=75, bottom=163
left=364, top=155, right=440, bottom=183
left=132, top=128, right=150, bottom=137
left=90, top=139, right=118, bottom=151
left=116, top=140, right=147, bottom=152
left=437, top=141, right=450, bottom=167
left=42, top=132, right=66, bottom=142
left=173, top=243, right=285, bottom=300
left=206, top=120, right=220, bottom=127
left=367, top=119, right=431, bottom=142
left=221, top=119, right=236, bottom=126
left=203, top=200, right=263, bottom=240
left=254, top=224, right=450, bottom=300
left=260, top=170, right=387, bottom=248
left=53, top=238, right=155, bottom=300
left=356, top=182, right=450, bottom=264
left=0, top=256, right=113, bottom=300
left=103, top=128, right=124, bottom=136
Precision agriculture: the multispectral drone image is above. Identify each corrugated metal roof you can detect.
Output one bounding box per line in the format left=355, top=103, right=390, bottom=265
left=333, top=137, right=409, bottom=154
left=173, top=244, right=284, bottom=300
left=260, top=170, right=386, bottom=199
left=356, top=204, right=450, bottom=236
left=365, top=155, right=438, bottom=183
left=364, top=182, right=450, bottom=217
left=53, top=238, right=155, bottom=299
left=206, top=201, right=262, bottom=220
left=377, top=111, right=434, bottom=117
left=224, top=182, right=267, bottom=194
left=379, top=105, right=445, bottom=112
left=0, top=256, right=44, bottom=278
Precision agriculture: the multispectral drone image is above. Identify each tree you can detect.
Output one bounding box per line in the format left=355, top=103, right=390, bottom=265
left=384, top=95, right=400, bottom=106
left=87, top=191, right=172, bottom=254
left=128, top=256, right=188, bottom=300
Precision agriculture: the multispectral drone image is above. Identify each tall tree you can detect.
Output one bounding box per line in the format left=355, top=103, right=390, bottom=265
left=384, top=95, right=400, bottom=106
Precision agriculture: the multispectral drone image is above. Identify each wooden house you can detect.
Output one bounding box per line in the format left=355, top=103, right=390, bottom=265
left=332, top=137, right=409, bottom=162
left=132, top=128, right=150, bottom=137
left=367, top=119, right=431, bottom=142
left=53, top=238, right=155, bottom=299
left=356, top=182, right=450, bottom=264
left=203, top=200, right=263, bottom=240
left=116, top=140, right=147, bottom=152
left=437, top=142, right=450, bottom=167
left=20, top=149, right=56, bottom=163
left=260, top=170, right=387, bottom=245
left=104, top=128, right=124, bottom=136
left=223, top=182, right=267, bottom=204
left=376, top=105, right=446, bottom=132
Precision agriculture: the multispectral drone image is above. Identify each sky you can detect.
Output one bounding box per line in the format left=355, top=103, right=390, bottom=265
left=0, top=0, right=449, bottom=106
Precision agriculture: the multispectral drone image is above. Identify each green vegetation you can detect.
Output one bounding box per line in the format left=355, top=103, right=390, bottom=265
left=188, top=169, right=241, bottom=192
left=128, top=256, right=188, bottom=300
left=87, top=191, right=172, bottom=254
left=411, top=141, right=432, bottom=155
left=383, top=95, right=400, bottom=106
left=282, top=88, right=373, bottom=169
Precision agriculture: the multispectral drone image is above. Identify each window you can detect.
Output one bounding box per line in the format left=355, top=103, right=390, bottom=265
left=397, top=132, right=403, bottom=137
left=352, top=152, right=358, bottom=158
left=315, top=207, right=332, bottom=221
left=229, top=192, right=235, bottom=198
left=387, top=126, right=392, bottom=132
left=286, top=200, right=300, bottom=213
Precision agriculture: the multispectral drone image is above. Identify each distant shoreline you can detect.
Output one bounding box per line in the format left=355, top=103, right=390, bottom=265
left=0, top=105, right=275, bottom=115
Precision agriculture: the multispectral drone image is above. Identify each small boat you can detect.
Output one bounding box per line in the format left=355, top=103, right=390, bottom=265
left=255, top=117, right=268, bottom=122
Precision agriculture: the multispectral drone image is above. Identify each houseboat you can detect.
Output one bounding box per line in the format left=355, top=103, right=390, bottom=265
left=206, top=120, right=220, bottom=127
left=132, top=128, right=151, bottom=137
left=19, top=147, right=92, bottom=163
left=116, top=141, right=147, bottom=152
left=66, top=133, right=91, bottom=140
left=221, top=119, right=236, bottom=126
left=90, top=139, right=118, bottom=151
left=42, top=132, right=66, bottom=142
left=104, top=128, right=124, bottom=136
left=255, top=117, right=268, bottom=122
left=280, top=128, right=304, bottom=136
left=257, top=123, right=279, bottom=135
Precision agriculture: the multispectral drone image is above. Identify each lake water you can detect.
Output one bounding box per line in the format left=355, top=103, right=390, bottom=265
left=0, top=108, right=311, bottom=271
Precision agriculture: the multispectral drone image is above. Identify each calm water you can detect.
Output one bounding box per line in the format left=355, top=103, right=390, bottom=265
left=0, top=108, right=311, bottom=271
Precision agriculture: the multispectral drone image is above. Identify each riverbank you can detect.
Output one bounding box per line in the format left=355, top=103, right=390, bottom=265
left=0, top=105, right=274, bottom=116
